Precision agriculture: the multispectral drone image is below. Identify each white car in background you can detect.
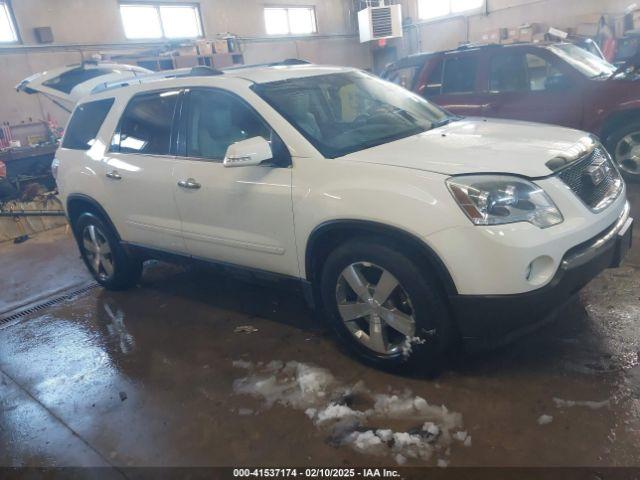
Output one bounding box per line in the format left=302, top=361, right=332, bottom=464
left=19, top=62, right=633, bottom=369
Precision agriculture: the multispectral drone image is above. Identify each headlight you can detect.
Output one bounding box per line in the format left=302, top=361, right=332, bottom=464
left=446, top=175, right=563, bottom=229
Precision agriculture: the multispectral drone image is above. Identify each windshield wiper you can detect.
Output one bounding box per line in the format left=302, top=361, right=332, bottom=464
left=431, top=115, right=461, bottom=129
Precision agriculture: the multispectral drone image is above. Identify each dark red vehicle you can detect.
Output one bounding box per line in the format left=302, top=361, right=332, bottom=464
left=382, top=42, right=640, bottom=179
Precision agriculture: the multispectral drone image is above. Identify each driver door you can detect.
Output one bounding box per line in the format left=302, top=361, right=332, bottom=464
left=172, top=88, right=298, bottom=277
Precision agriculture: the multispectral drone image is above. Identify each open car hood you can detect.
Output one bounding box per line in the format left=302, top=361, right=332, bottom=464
left=16, top=63, right=152, bottom=111
left=340, top=118, right=593, bottom=178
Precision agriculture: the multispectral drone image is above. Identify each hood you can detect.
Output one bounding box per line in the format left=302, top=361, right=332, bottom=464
left=340, top=118, right=591, bottom=178
left=16, top=63, right=151, bottom=111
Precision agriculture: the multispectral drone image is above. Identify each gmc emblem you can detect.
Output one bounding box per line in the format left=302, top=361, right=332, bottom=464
left=584, top=161, right=610, bottom=187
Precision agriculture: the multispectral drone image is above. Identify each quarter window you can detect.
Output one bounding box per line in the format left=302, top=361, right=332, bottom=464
left=114, top=90, right=180, bottom=155
left=442, top=56, right=478, bottom=94
left=186, top=90, right=271, bottom=161
left=63, top=99, right=115, bottom=151
left=43, top=68, right=121, bottom=94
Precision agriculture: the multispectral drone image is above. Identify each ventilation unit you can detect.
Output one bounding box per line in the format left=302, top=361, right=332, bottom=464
left=357, top=4, right=402, bottom=43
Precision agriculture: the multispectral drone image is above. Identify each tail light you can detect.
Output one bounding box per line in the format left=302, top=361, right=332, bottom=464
left=51, top=157, right=60, bottom=179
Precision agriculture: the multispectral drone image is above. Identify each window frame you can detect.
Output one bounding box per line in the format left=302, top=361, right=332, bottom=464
left=109, top=88, right=184, bottom=157
left=119, top=2, right=204, bottom=41
left=263, top=5, right=318, bottom=36
left=440, top=54, right=479, bottom=95
left=417, top=0, right=485, bottom=22
left=0, top=1, right=20, bottom=44
left=176, top=87, right=292, bottom=167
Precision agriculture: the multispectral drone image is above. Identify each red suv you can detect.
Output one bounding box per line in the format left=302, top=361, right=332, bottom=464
left=382, top=42, right=640, bottom=180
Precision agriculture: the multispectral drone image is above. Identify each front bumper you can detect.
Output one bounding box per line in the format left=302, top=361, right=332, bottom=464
left=450, top=202, right=633, bottom=350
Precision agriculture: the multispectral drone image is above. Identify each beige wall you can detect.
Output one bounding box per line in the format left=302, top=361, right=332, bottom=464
left=0, top=0, right=370, bottom=126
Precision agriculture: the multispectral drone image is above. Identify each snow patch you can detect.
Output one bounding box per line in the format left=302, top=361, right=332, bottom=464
left=232, top=360, right=466, bottom=465
left=553, top=397, right=610, bottom=410
left=537, top=414, right=553, bottom=425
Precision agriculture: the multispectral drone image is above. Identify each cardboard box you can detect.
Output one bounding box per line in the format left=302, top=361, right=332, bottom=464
left=517, top=23, right=545, bottom=43
left=213, top=39, right=229, bottom=54
left=481, top=28, right=508, bottom=44
left=174, top=45, right=198, bottom=56
left=173, top=55, right=199, bottom=68
left=211, top=53, right=234, bottom=69
left=195, top=40, right=213, bottom=56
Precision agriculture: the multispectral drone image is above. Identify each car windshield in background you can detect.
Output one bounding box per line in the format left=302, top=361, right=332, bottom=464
left=549, top=44, right=616, bottom=79
left=253, top=71, right=452, bottom=158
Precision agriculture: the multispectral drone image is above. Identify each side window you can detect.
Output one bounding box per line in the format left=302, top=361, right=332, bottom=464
left=385, top=65, right=419, bottom=90
left=186, top=89, right=271, bottom=161
left=442, top=56, right=478, bottom=94
left=62, top=98, right=115, bottom=151
left=423, top=59, right=443, bottom=97
left=114, top=90, right=179, bottom=155
left=526, top=54, right=568, bottom=91
left=489, top=54, right=528, bottom=92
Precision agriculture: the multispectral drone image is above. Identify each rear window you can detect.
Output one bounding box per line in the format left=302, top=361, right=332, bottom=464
left=62, top=98, right=115, bottom=151
left=442, top=56, right=478, bottom=94
left=43, top=68, right=119, bottom=94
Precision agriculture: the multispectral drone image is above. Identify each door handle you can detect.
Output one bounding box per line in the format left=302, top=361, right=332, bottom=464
left=177, top=178, right=201, bottom=190
left=106, top=170, right=122, bottom=180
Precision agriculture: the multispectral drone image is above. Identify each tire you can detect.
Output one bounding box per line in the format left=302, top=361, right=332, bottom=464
left=605, top=123, right=640, bottom=182
left=74, top=212, right=142, bottom=290
left=319, top=237, right=455, bottom=371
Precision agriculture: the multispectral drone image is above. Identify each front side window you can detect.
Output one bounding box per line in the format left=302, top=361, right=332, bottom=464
left=489, top=52, right=569, bottom=92
left=186, top=90, right=271, bottom=160
left=113, top=90, right=180, bottom=155
left=254, top=71, right=450, bottom=158
left=423, top=59, right=444, bottom=97
left=0, top=2, right=18, bottom=43
left=63, top=99, right=115, bottom=150
left=442, top=56, right=478, bottom=94
left=264, top=7, right=317, bottom=35
left=120, top=3, right=203, bottom=40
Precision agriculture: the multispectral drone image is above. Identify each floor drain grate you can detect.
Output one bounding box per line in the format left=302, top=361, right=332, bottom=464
left=0, top=282, right=100, bottom=325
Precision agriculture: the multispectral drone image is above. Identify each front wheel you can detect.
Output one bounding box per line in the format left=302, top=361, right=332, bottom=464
left=74, top=213, right=142, bottom=290
left=319, top=238, right=456, bottom=371
left=606, top=123, right=640, bottom=181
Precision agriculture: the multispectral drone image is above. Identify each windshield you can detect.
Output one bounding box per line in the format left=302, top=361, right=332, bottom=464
left=549, top=44, right=616, bottom=79
left=253, top=71, right=452, bottom=158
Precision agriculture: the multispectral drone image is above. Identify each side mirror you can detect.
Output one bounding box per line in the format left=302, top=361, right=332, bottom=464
left=223, top=137, right=273, bottom=168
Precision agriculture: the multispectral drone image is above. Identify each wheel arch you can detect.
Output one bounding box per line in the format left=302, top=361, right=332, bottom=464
left=305, top=220, right=458, bottom=296
left=600, top=109, right=640, bottom=144
left=66, top=194, right=121, bottom=241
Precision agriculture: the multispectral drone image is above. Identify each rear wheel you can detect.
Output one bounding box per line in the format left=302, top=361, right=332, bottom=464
left=74, top=213, right=142, bottom=290
left=607, top=123, right=640, bottom=181
left=320, top=238, right=455, bottom=371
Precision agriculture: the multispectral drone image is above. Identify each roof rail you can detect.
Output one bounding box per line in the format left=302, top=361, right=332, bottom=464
left=90, top=66, right=224, bottom=95
left=224, top=58, right=310, bottom=71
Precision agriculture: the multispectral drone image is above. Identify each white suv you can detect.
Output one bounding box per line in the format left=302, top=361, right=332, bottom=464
left=23, top=63, right=633, bottom=368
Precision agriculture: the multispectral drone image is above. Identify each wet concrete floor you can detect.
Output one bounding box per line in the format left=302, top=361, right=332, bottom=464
left=1, top=184, right=639, bottom=469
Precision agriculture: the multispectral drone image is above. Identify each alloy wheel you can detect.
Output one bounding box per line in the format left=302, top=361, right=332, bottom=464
left=335, top=262, right=417, bottom=356
left=614, top=133, right=640, bottom=176
left=82, top=224, right=114, bottom=281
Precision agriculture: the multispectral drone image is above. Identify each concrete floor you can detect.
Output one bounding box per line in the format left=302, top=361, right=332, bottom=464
left=1, top=184, right=639, bottom=470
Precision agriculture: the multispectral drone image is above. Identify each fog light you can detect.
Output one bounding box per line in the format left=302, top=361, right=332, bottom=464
left=525, top=256, right=555, bottom=286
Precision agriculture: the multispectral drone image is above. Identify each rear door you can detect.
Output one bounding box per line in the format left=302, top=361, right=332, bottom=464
left=420, top=52, right=485, bottom=116
left=102, top=88, right=186, bottom=254
left=17, top=63, right=151, bottom=111
left=482, top=47, right=583, bottom=128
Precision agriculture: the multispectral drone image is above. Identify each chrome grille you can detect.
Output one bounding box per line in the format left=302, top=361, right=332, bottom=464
left=557, top=146, right=623, bottom=212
